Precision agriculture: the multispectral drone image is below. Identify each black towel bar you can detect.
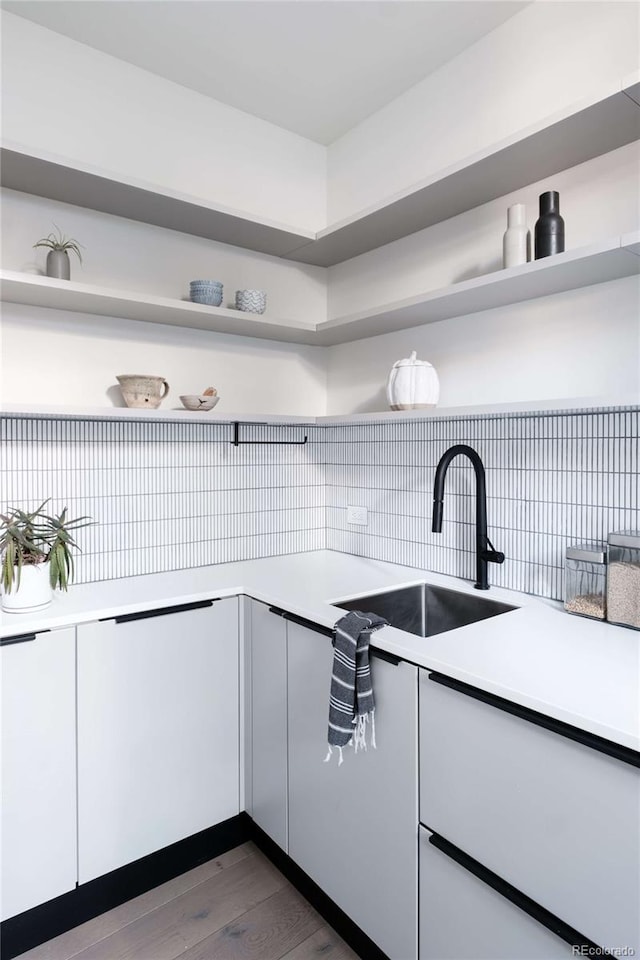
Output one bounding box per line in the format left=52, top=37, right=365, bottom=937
left=231, top=422, right=308, bottom=446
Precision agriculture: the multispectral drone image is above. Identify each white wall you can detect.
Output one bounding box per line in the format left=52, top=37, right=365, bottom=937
left=327, top=1, right=640, bottom=224
left=325, top=276, right=640, bottom=413
left=0, top=12, right=327, bottom=233
left=0, top=303, right=328, bottom=415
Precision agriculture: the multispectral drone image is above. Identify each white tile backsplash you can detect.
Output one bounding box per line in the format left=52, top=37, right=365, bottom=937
left=0, top=418, right=326, bottom=583
left=323, top=409, right=639, bottom=600
left=1, top=408, right=637, bottom=600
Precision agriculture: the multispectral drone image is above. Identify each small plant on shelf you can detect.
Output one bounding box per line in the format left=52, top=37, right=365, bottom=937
left=1, top=500, right=93, bottom=612
left=33, top=224, right=84, bottom=281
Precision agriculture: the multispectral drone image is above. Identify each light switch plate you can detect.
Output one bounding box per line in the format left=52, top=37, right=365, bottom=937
left=347, top=505, right=368, bottom=525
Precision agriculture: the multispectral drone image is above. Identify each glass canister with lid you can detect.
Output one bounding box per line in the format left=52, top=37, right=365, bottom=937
left=607, top=531, right=640, bottom=631
left=564, top=544, right=607, bottom=621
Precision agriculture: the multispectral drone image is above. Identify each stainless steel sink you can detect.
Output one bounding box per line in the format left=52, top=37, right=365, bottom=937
left=334, top=583, right=517, bottom=639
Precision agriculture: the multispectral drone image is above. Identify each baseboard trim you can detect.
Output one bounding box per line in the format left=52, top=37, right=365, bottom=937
left=0, top=813, right=251, bottom=960
left=249, top=820, right=389, bottom=960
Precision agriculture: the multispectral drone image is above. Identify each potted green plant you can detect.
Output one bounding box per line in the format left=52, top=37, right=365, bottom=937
left=1, top=500, right=92, bottom=613
left=33, top=224, right=84, bottom=280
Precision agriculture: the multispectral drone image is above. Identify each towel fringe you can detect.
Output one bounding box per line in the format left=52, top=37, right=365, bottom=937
left=325, top=711, right=376, bottom=761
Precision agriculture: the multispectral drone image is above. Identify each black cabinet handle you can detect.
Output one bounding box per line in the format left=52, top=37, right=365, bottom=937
left=268, top=607, right=335, bottom=638
left=268, top=606, right=400, bottom=664
left=370, top=648, right=401, bottom=666
left=0, top=632, right=38, bottom=646
left=106, top=599, right=215, bottom=624
left=426, top=831, right=609, bottom=954
left=428, top=671, right=640, bottom=768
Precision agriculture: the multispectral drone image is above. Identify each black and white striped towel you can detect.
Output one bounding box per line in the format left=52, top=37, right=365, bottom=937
left=325, top=610, right=388, bottom=766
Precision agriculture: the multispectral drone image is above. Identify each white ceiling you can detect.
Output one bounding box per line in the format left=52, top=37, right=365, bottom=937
left=2, top=1, right=529, bottom=144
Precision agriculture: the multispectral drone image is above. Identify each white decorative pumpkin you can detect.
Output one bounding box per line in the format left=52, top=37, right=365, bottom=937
left=386, top=351, right=440, bottom=411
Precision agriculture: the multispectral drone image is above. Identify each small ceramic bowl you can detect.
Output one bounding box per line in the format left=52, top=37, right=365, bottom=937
left=190, top=280, right=223, bottom=306
left=235, top=289, right=266, bottom=314
left=179, top=395, right=220, bottom=411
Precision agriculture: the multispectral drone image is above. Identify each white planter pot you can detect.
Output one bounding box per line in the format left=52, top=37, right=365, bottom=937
left=1, top=563, right=53, bottom=613
left=46, top=249, right=71, bottom=280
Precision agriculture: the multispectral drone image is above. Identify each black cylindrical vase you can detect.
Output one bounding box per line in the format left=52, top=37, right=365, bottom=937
left=534, top=191, right=565, bottom=259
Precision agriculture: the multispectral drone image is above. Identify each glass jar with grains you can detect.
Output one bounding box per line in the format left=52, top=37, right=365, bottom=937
left=564, top=544, right=607, bottom=621
left=607, top=532, right=640, bottom=631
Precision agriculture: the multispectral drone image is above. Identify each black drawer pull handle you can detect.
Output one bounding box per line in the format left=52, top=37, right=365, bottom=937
left=427, top=831, right=609, bottom=954
left=370, top=648, right=401, bottom=666
left=108, top=599, right=215, bottom=624
left=268, top=607, right=335, bottom=638
left=0, top=632, right=37, bottom=646
left=428, top=672, right=640, bottom=768
left=269, top=607, right=400, bottom=664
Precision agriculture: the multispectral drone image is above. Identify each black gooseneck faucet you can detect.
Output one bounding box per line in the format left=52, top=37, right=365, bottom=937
left=432, top=444, right=505, bottom=590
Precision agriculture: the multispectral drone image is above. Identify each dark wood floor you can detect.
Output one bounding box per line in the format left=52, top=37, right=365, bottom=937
left=17, top=843, right=360, bottom=960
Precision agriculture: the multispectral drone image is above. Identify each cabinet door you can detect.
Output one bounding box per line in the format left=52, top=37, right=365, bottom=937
left=419, top=828, right=573, bottom=960
left=249, top=601, right=288, bottom=850
left=1, top=628, right=77, bottom=919
left=419, top=671, right=640, bottom=954
left=288, top=622, right=418, bottom=960
left=77, top=598, right=239, bottom=883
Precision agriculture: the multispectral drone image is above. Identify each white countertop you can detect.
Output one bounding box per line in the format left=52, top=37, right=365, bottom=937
left=2, top=550, right=638, bottom=752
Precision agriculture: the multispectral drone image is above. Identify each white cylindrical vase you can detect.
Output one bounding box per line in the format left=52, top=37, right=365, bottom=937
left=503, top=204, right=531, bottom=268
left=1, top=563, right=53, bottom=613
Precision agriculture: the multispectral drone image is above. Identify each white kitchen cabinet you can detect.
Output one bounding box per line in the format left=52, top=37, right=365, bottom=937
left=1, top=628, right=77, bottom=920
left=419, top=670, right=640, bottom=954
left=419, top=828, right=574, bottom=960
left=77, top=598, right=239, bottom=883
left=248, top=601, right=288, bottom=850
left=287, top=618, right=418, bottom=960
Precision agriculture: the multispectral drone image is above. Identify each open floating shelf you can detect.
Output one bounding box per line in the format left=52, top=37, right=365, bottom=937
left=0, top=143, right=315, bottom=259
left=0, top=404, right=317, bottom=425
left=1, top=396, right=638, bottom=427
left=0, top=271, right=318, bottom=345
left=293, top=78, right=640, bottom=266
left=315, top=233, right=640, bottom=344
left=2, top=233, right=639, bottom=346
left=2, top=76, right=639, bottom=267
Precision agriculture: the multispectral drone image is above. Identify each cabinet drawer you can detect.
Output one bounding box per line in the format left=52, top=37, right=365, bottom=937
left=420, top=828, right=574, bottom=960
left=419, top=671, right=640, bottom=953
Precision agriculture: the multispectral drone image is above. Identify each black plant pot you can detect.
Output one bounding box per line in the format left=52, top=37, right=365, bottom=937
left=534, top=191, right=565, bottom=260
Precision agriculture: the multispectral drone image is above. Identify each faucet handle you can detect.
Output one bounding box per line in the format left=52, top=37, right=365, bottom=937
left=483, top=536, right=505, bottom=565
left=484, top=549, right=505, bottom=565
